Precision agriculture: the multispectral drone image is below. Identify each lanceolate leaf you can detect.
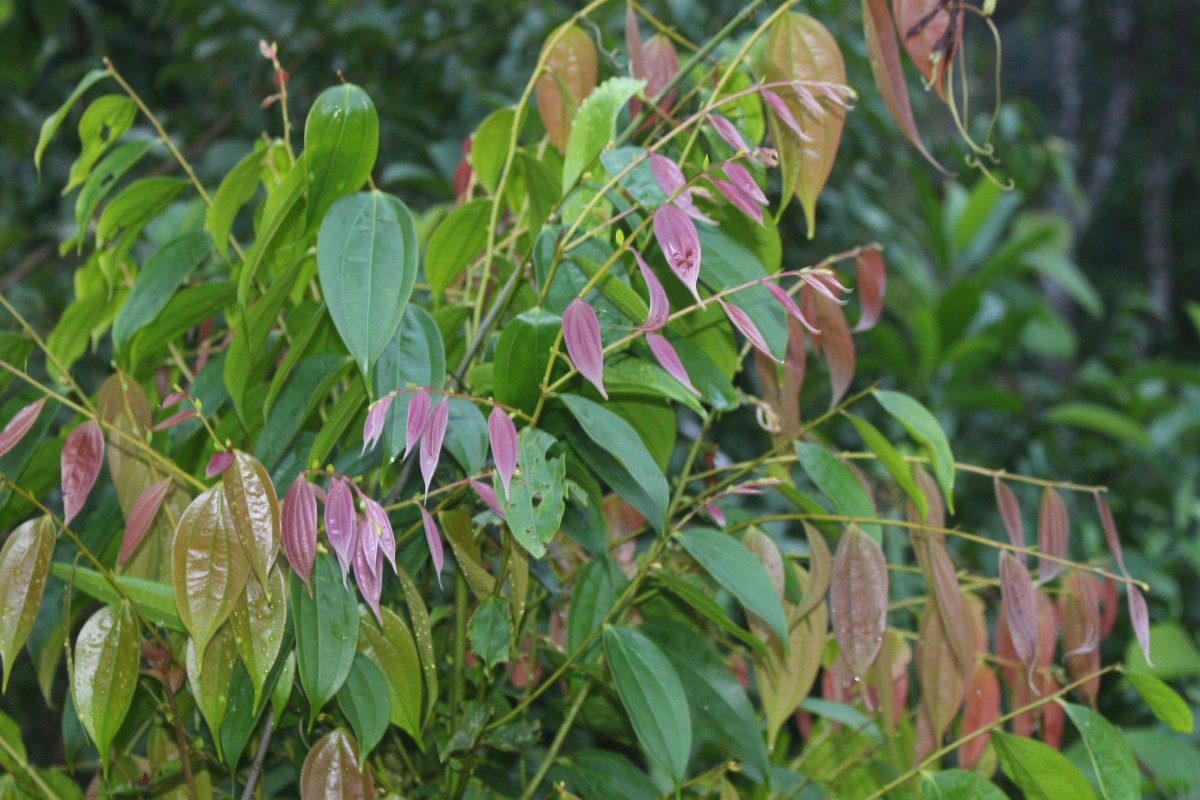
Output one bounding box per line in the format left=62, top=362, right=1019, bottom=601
left=958, top=664, right=1000, bottom=770
left=337, top=654, right=390, bottom=765
left=999, top=551, right=1040, bottom=688
left=0, top=517, right=55, bottom=691
left=563, top=298, right=608, bottom=398
left=830, top=524, right=889, bottom=677
left=185, top=623, right=240, bottom=755
left=305, top=83, right=379, bottom=228
left=325, top=477, right=358, bottom=583
left=357, top=606, right=422, bottom=741
left=852, top=249, right=887, bottom=332
left=72, top=603, right=140, bottom=774
left=645, top=333, right=699, bottom=395
left=488, top=406, right=518, bottom=500
left=282, top=475, right=318, bottom=594
left=292, top=554, right=360, bottom=727
left=0, top=399, right=46, bottom=459
left=916, top=600, right=966, bottom=741
left=679, top=528, right=788, bottom=643
left=1094, top=493, right=1128, bottom=576
left=1061, top=700, right=1140, bottom=800
left=1128, top=586, right=1153, bottom=668
left=120, top=478, right=172, bottom=566
left=653, top=203, right=703, bottom=305
left=536, top=23, right=598, bottom=153
left=798, top=523, right=833, bottom=622
left=1123, top=670, right=1193, bottom=734
left=222, top=451, right=280, bottom=594
left=299, top=728, right=375, bottom=800
left=61, top=420, right=104, bottom=525
left=805, top=285, right=856, bottom=408
left=795, top=442, right=880, bottom=542
left=1037, top=488, right=1070, bottom=583
left=994, top=476, right=1025, bottom=555
left=173, top=485, right=251, bottom=663
left=993, top=730, right=1097, bottom=800
left=633, top=248, right=670, bottom=331
left=420, top=397, right=449, bottom=495
left=227, top=566, right=287, bottom=706
left=562, top=76, right=645, bottom=194
left=875, top=389, right=956, bottom=512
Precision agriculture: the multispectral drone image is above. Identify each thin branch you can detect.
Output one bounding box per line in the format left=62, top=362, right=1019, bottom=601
left=239, top=706, right=275, bottom=800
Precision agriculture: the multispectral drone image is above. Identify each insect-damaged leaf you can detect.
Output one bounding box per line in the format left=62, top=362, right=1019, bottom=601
left=562, top=76, right=645, bottom=195
left=763, top=12, right=846, bottom=236
left=61, top=419, right=104, bottom=526
left=228, top=566, right=287, bottom=707
left=299, top=728, right=375, bottom=800
left=830, top=524, right=888, bottom=677
left=679, top=528, right=788, bottom=643
left=72, top=602, right=139, bottom=775
left=535, top=23, right=598, bottom=154
left=223, top=451, right=280, bottom=594
left=0, top=517, right=55, bottom=691
left=293, top=554, right=359, bottom=727
left=173, top=485, right=251, bottom=663
left=357, top=606, right=421, bottom=742
left=495, top=427, right=566, bottom=558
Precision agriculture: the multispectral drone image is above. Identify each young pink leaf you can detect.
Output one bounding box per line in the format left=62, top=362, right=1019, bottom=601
left=792, top=83, right=827, bottom=118
left=152, top=409, right=195, bottom=431
left=851, top=250, right=887, bottom=332
left=205, top=450, right=235, bottom=478
left=723, top=162, right=768, bottom=205
left=563, top=298, right=608, bottom=399
left=633, top=249, right=670, bottom=332
left=994, top=476, right=1025, bottom=556
left=760, top=89, right=811, bottom=141
left=404, top=388, right=431, bottom=461
left=120, top=478, right=171, bottom=566
left=625, top=1, right=644, bottom=80
left=649, top=153, right=687, bottom=198
left=281, top=475, right=317, bottom=594
left=471, top=479, right=506, bottom=520
left=1094, top=492, right=1128, bottom=576
left=488, top=406, right=518, bottom=500
left=361, top=394, right=394, bottom=455
left=630, top=33, right=679, bottom=121
left=0, top=398, right=46, bottom=459
left=421, top=398, right=450, bottom=496
left=160, top=391, right=186, bottom=409
left=801, top=271, right=848, bottom=304
left=718, top=299, right=778, bottom=362
left=711, top=178, right=763, bottom=225
left=363, top=497, right=396, bottom=574
left=358, top=515, right=379, bottom=577
left=62, top=420, right=104, bottom=525
left=324, top=477, right=358, bottom=584
left=653, top=203, right=704, bottom=305
left=1128, top=585, right=1153, bottom=667
left=709, top=113, right=748, bottom=153
left=1037, top=488, right=1069, bottom=583
left=705, top=504, right=726, bottom=527
left=420, top=503, right=444, bottom=586
left=830, top=524, right=889, bottom=678
left=765, top=283, right=820, bottom=334
left=645, top=333, right=699, bottom=396
left=353, top=519, right=384, bottom=624
left=999, top=551, right=1040, bottom=692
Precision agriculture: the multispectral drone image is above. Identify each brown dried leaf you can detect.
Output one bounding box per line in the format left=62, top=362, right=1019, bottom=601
left=917, top=600, right=967, bottom=742
left=1036, top=488, right=1069, bottom=583
left=830, top=524, right=888, bottom=677
left=993, top=475, right=1025, bottom=556
left=535, top=23, right=598, bottom=153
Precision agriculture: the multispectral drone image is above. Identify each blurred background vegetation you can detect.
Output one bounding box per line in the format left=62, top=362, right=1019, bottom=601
left=2, top=0, right=1197, bottom=793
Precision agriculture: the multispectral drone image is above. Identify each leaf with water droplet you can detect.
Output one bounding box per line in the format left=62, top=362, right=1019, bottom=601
left=337, top=654, right=390, bottom=766
left=72, top=602, right=139, bottom=775
left=222, top=451, right=280, bottom=593
left=356, top=605, right=421, bottom=744
left=186, top=622, right=240, bottom=760
left=292, top=554, right=359, bottom=728
left=299, top=728, right=375, bottom=800
left=61, top=419, right=104, bottom=525
left=227, top=566, right=287, bottom=707
left=0, top=517, right=55, bottom=691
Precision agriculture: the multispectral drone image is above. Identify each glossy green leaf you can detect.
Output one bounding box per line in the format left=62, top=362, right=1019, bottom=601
left=256, top=354, right=352, bottom=470
left=222, top=451, right=280, bottom=592
left=468, top=596, right=511, bottom=671
left=73, top=140, right=152, bottom=242
left=264, top=302, right=330, bottom=417
left=35, top=68, right=109, bottom=173
left=605, top=357, right=703, bottom=415
left=471, top=107, right=518, bottom=194
left=602, top=625, right=691, bottom=787
left=337, top=654, right=390, bottom=765
left=562, top=77, right=645, bottom=194
left=228, top=566, right=287, bottom=706
left=309, top=378, right=368, bottom=466
left=394, top=565, right=438, bottom=725
left=317, top=191, right=418, bottom=378
left=64, top=94, right=136, bottom=192
left=567, top=556, right=627, bottom=655
left=493, top=308, right=561, bottom=416
left=305, top=83, right=379, bottom=228
left=560, top=393, right=668, bottom=533
left=679, top=527, right=788, bottom=642
left=425, top=199, right=491, bottom=302
left=225, top=258, right=304, bottom=419
left=111, top=232, right=211, bottom=357
left=495, top=427, right=566, bottom=558
left=1124, top=621, right=1200, bottom=679
left=126, top=280, right=235, bottom=372
left=921, top=769, right=1008, bottom=799
left=173, top=485, right=251, bottom=662
left=847, top=412, right=928, bottom=520
left=71, top=602, right=139, bottom=774
left=1123, top=670, right=1193, bottom=733
left=875, top=389, right=956, bottom=513
left=442, top=398, right=488, bottom=474
left=293, top=554, right=359, bottom=727
left=1061, top=701, right=1140, bottom=799
left=50, top=563, right=184, bottom=633
left=206, top=143, right=268, bottom=258
left=46, top=281, right=127, bottom=384
left=185, top=623, right=240, bottom=757
left=795, top=442, right=880, bottom=542
left=0, top=517, right=54, bottom=691
left=356, top=605, right=422, bottom=741
left=558, top=750, right=659, bottom=800
left=993, top=729, right=1097, bottom=800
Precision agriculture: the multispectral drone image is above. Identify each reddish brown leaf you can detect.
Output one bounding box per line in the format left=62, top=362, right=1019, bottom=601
left=1035, top=589, right=1057, bottom=670
left=0, top=398, right=46, bottom=459
left=1094, top=492, right=1128, bottom=576
left=120, top=478, right=172, bottom=566
left=205, top=450, right=234, bottom=478
left=1060, top=573, right=1100, bottom=706
left=852, top=250, right=887, bottom=332
left=993, top=475, right=1025, bottom=556
left=893, top=0, right=964, bottom=101
left=995, top=604, right=1018, bottom=691
left=718, top=299, right=776, bottom=361
left=563, top=298, right=607, bottom=399
left=1128, top=585, right=1153, bottom=667
left=908, top=465, right=945, bottom=534
left=1099, top=574, right=1118, bottom=639
left=535, top=23, right=598, bottom=153
left=830, top=524, right=888, bottom=677
left=917, top=600, right=967, bottom=742
left=958, top=663, right=1000, bottom=770
left=299, top=728, right=374, bottom=800
left=630, top=34, right=679, bottom=123
left=61, top=420, right=104, bottom=525
left=965, top=592, right=988, bottom=654
left=151, top=409, right=196, bottom=431
left=1036, top=488, right=1069, bottom=583
left=803, top=284, right=855, bottom=409
left=999, top=551, right=1039, bottom=692
left=282, top=475, right=318, bottom=594
left=1040, top=673, right=1064, bottom=750
left=926, top=542, right=972, bottom=675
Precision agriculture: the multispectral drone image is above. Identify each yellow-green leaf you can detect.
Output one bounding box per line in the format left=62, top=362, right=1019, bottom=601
left=185, top=623, right=240, bottom=758
left=0, top=517, right=55, bottom=691
left=228, top=566, right=287, bottom=706
left=222, top=451, right=281, bottom=593
left=72, top=603, right=140, bottom=774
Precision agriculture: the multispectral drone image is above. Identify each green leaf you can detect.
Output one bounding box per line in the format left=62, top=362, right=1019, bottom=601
left=304, top=83, right=379, bottom=228
left=442, top=398, right=488, bottom=474
left=317, top=191, right=419, bottom=379
left=256, top=354, right=352, bottom=470
left=35, top=68, right=109, bottom=173
left=0, top=517, right=55, bottom=691
left=185, top=623, right=240, bottom=758
left=308, top=378, right=367, bottom=466
left=470, top=107, right=518, bottom=195
left=64, top=95, right=136, bottom=193
left=874, top=390, right=956, bottom=513
left=357, top=606, right=422, bottom=742
left=71, top=603, right=139, bottom=775
left=206, top=144, right=267, bottom=259
left=652, top=572, right=769, bottom=659
left=1061, top=701, right=1141, bottom=799
left=562, top=77, right=645, bottom=194
left=1122, top=670, right=1194, bottom=733
left=795, top=442, right=880, bottom=542
left=236, top=154, right=307, bottom=305
left=493, top=308, right=561, bottom=416
left=111, top=232, right=211, bottom=358
left=605, top=357, right=704, bottom=415
left=679, top=528, right=788, bottom=642
left=227, top=566, right=287, bottom=707
left=921, top=769, right=1008, bottom=799
left=425, top=198, right=491, bottom=302
left=602, top=625, right=691, bottom=788
left=292, top=554, right=359, bottom=727
left=50, top=563, right=184, bottom=633
left=497, top=427, right=566, bottom=558
left=1123, top=621, right=1200, bottom=680
left=558, top=750, right=660, bottom=800
left=264, top=303, right=330, bottom=417
left=73, top=140, right=152, bottom=242
left=1043, top=403, right=1151, bottom=450
left=846, top=412, right=927, bottom=520
left=567, top=556, right=627, bottom=655
left=993, top=729, right=1097, bottom=800
left=468, top=596, right=511, bottom=671
left=128, top=280, right=235, bottom=372
left=560, top=393, right=669, bottom=533
left=95, top=176, right=187, bottom=248
left=374, top=306, right=446, bottom=461
left=697, top=224, right=788, bottom=361
left=337, top=654, right=390, bottom=765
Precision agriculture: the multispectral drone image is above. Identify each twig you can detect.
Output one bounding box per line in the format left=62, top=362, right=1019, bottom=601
left=518, top=683, right=591, bottom=800
left=239, top=706, right=276, bottom=800
left=163, top=658, right=199, bottom=800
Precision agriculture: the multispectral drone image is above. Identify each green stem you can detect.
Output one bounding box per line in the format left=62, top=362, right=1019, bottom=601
left=519, top=683, right=591, bottom=800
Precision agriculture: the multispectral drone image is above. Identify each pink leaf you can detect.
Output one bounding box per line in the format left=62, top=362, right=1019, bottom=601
left=281, top=475, right=317, bottom=594
left=649, top=153, right=687, bottom=198
left=1037, top=488, right=1069, bottom=583
left=645, top=333, right=699, bottom=396
left=471, top=479, right=506, bottom=520
left=120, top=478, right=171, bottom=565
left=717, top=299, right=777, bottom=362
left=1094, top=493, right=1128, bottom=576
left=851, top=250, right=887, bottom=332
left=792, top=83, right=827, bottom=118
left=563, top=298, right=607, bottom=399
left=420, top=503, right=444, bottom=587
left=420, top=398, right=449, bottom=496
left=362, top=394, right=393, bottom=455
left=653, top=203, right=703, bottom=305
left=0, top=398, right=46, bottom=459
left=801, top=271, right=848, bottom=303
left=630, top=34, right=679, bottom=121
left=358, top=515, right=379, bottom=577
left=488, top=406, right=518, bottom=500
left=160, top=391, right=186, bottom=409
left=633, top=248, right=670, bottom=332
left=709, top=113, right=748, bottom=153
left=723, top=162, right=768, bottom=205
left=353, top=519, right=384, bottom=624
left=765, top=283, right=820, bottom=334
left=711, top=178, right=763, bottom=225
left=1128, top=585, right=1153, bottom=667
left=404, top=388, right=431, bottom=461
left=705, top=504, right=726, bottom=527
left=61, top=420, right=104, bottom=525
left=760, top=89, right=811, bottom=141
left=205, top=451, right=235, bottom=478
left=324, top=477, right=358, bottom=584
left=994, top=476, right=1025, bottom=556
left=363, top=497, right=396, bottom=574
left=152, top=409, right=195, bottom=431
left=999, top=551, right=1040, bottom=692
left=625, top=2, right=645, bottom=80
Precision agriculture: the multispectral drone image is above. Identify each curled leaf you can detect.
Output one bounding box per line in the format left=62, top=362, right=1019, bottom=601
left=633, top=248, right=670, bottom=332
left=563, top=297, right=607, bottom=399
left=999, top=551, right=1040, bottom=692
left=205, top=450, right=234, bottom=478
left=718, top=299, right=777, bottom=362
left=994, top=476, right=1025, bottom=556
left=361, top=394, right=393, bottom=454
left=535, top=23, right=598, bottom=154
left=404, top=387, right=431, bottom=461
left=62, top=420, right=104, bottom=525
left=488, top=406, right=518, bottom=500
left=646, top=333, right=699, bottom=396
left=711, top=178, right=763, bottom=225
left=709, top=113, right=748, bottom=153
left=1094, top=493, right=1128, bottom=576
left=420, top=398, right=449, bottom=496
left=1128, top=586, right=1153, bottom=667
left=653, top=203, right=703, bottom=305
left=120, top=478, right=171, bottom=566
left=419, top=504, right=444, bottom=586
left=282, top=474, right=318, bottom=594
left=1037, top=488, right=1069, bottom=583
left=851, top=250, right=886, bottom=332
left=0, top=398, right=46, bottom=459
left=1060, top=572, right=1100, bottom=705
left=325, top=477, right=359, bottom=584
left=353, top=520, right=385, bottom=624
left=765, top=283, right=819, bottom=334
left=362, top=497, right=395, bottom=574
left=830, top=524, right=888, bottom=677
